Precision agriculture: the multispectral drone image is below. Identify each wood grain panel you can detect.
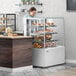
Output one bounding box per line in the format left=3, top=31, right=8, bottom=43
left=0, top=38, right=32, bottom=68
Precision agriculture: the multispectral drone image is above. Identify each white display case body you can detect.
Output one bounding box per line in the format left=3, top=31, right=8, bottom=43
left=33, top=46, right=65, bottom=67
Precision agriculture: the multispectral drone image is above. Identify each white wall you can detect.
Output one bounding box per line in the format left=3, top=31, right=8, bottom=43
left=0, top=0, right=76, bottom=64
left=41, top=0, right=66, bottom=17
left=65, top=13, right=76, bottom=63
left=0, top=0, right=20, bottom=13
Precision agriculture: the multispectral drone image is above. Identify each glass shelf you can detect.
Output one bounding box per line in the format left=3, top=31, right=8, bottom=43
left=6, top=19, right=16, bottom=20
left=33, top=39, right=58, bottom=43
left=31, top=32, right=58, bottom=36
left=32, top=24, right=56, bottom=27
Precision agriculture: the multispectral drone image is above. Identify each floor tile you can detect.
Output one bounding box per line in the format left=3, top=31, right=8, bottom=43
left=0, top=64, right=75, bottom=76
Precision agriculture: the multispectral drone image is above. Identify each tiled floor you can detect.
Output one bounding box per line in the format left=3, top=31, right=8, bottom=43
left=46, top=68, right=76, bottom=76
left=0, top=64, right=76, bottom=76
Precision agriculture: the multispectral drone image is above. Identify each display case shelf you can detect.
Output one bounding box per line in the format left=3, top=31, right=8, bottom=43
left=45, top=39, right=58, bottom=42
left=0, top=14, right=16, bottom=32
left=31, top=32, right=58, bottom=36
left=33, top=39, right=58, bottom=43
left=6, top=14, right=16, bottom=31
left=7, top=19, right=16, bottom=20
left=32, top=23, right=56, bottom=27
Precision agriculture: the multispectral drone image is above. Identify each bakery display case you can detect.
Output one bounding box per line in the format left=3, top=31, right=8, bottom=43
left=0, top=14, right=6, bottom=34
left=0, top=14, right=16, bottom=32
left=6, top=14, right=16, bottom=31
left=26, top=17, right=65, bottom=67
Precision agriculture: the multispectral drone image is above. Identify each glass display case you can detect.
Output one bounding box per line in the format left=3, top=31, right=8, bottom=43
left=6, top=14, right=16, bottom=31
left=26, top=17, right=65, bottom=67
left=0, top=14, right=6, bottom=33
left=0, top=14, right=16, bottom=32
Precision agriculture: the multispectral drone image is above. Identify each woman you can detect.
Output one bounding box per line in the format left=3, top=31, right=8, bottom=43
left=28, top=7, right=37, bottom=17
left=23, top=7, right=37, bottom=36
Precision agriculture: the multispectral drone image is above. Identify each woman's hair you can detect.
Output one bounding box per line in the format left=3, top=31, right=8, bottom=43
left=29, top=7, right=37, bottom=12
